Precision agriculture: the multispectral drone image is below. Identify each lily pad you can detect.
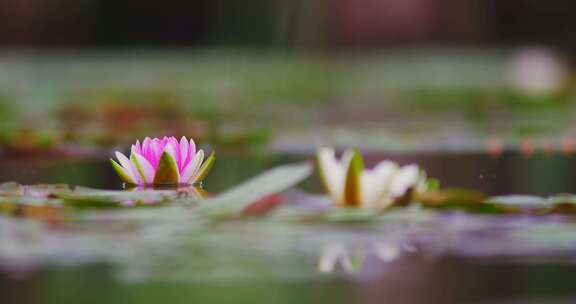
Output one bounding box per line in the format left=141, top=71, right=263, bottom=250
left=58, top=187, right=203, bottom=208
left=417, top=189, right=486, bottom=207
left=0, top=182, right=204, bottom=210
left=198, top=162, right=313, bottom=219
left=486, top=195, right=548, bottom=208
left=322, top=208, right=380, bottom=223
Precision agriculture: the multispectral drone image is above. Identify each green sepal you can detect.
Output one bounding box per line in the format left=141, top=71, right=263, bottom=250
left=192, top=151, right=215, bottom=184
left=344, top=150, right=364, bottom=207
left=153, top=151, right=180, bottom=185
left=110, top=159, right=135, bottom=184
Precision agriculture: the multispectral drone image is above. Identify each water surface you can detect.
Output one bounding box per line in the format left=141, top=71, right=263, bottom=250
left=1, top=151, right=576, bottom=304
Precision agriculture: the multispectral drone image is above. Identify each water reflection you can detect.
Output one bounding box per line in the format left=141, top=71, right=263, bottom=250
left=3, top=151, right=576, bottom=196
left=122, top=185, right=208, bottom=204
left=3, top=152, right=576, bottom=303
left=318, top=242, right=415, bottom=275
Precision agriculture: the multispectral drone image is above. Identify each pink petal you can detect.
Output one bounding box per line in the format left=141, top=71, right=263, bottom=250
left=142, top=137, right=152, bottom=149
left=179, top=136, right=189, bottom=170
left=142, top=137, right=153, bottom=162
left=131, top=140, right=141, bottom=155
left=167, top=137, right=180, bottom=167
left=151, top=139, right=162, bottom=167
left=164, top=143, right=177, bottom=161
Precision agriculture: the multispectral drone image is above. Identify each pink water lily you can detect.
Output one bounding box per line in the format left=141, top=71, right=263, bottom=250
left=110, top=136, right=215, bottom=186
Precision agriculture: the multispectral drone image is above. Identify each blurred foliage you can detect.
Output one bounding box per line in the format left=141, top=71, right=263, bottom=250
left=0, top=51, right=576, bottom=156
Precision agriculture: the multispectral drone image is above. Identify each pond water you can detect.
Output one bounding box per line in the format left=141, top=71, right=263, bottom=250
left=3, top=151, right=575, bottom=195
left=1, top=151, right=576, bottom=304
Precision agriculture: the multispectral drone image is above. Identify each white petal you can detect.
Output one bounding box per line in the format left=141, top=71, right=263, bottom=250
left=180, top=149, right=204, bottom=183
left=389, top=164, right=420, bottom=198
left=340, top=149, right=355, bottom=168
left=188, top=138, right=197, bottom=159
left=317, top=148, right=346, bottom=202
left=189, top=149, right=205, bottom=182
left=371, top=161, right=399, bottom=197
left=361, top=161, right=399, bottom=210
left=115, top=151, right=139, bottom=183
left=131, top=153, right=155, bottom=184
left=360, top=171, right=375, bottom=210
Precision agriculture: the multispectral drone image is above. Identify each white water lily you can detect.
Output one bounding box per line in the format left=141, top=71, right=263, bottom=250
left=316, top=148, right=428, bottom=211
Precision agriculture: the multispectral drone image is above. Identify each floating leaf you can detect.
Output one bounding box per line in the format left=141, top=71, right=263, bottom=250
left=322, top=208, right=379, bottom=223
left=417, top=189, right=486, bottom=207
left=545, top=203, right=576, bottom=215
left=0, top=182, right=72, bottom=197
left=0, top=182, right=21, bottom=195
left=486, top=195, right=548, bottom=208
left=198, top=162, right=312, bottom=219
left=537, top=194, right=576, bottom=215
left=413, top=189, right=506, bottom=213
left=58, top=187, right=202, bottom=208
left=547, top=194, right=576, bottom=205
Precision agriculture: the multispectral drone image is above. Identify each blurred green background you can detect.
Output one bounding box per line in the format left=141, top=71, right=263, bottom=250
left=1, top=0, right=576, bottom=156
left=3, top=1, right=576, bottom=303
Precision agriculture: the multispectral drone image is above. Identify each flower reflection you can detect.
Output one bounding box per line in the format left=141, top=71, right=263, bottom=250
left=122, top=184, right=208, bottom=206
left=318, top=243, right=363, bottom=274
left=318, top=242, right=415, bottom=274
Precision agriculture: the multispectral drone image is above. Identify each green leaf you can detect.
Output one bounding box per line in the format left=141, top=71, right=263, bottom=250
left=0, top=182, right=20, bottom=195
left=417, top=189, right=486, bottom=207
left=153, top=151, right=180, bottom=185
left=192, top=151, right=215, bottom=184
left=322, top=208, right=379, bottom=223
left=486, top=195, right=548, bottom=208
left=198, top=162, right=312, bottom=219
left=58, top=187, right=200, bottom=208
left=425, top=178, right=440, bottom=191
left=344, top=150, right=363, bottom=207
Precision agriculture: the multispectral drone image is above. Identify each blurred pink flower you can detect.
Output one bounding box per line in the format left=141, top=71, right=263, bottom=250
left=111, top=136, right=215, bottom=186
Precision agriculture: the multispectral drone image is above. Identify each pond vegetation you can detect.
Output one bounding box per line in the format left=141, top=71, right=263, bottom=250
left=3, top=52, right=576, bottom=303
